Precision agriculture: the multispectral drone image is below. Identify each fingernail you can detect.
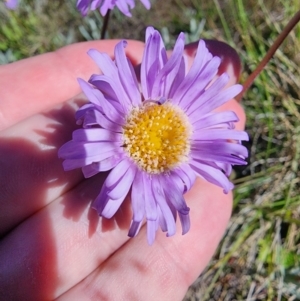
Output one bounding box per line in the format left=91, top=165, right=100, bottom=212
left=184, top=40, right=242, bottom=83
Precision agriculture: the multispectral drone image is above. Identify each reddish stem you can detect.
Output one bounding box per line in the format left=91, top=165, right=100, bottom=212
left=236, top=10, right=300, bottom=102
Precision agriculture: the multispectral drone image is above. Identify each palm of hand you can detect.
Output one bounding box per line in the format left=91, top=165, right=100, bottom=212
left=0, top=40, right=245, bottom=300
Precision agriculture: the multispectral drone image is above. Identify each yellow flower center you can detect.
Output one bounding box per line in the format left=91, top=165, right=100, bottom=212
left=123, top=102, right=192, bottom=174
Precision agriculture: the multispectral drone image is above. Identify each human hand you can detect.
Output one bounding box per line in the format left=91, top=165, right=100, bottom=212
left=0, top=39, right=245, bottom=300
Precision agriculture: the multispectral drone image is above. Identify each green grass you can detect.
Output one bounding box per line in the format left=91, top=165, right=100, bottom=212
left=1, top=0, right=300, bottom=300
left=181, top=1, right=300, bottom=300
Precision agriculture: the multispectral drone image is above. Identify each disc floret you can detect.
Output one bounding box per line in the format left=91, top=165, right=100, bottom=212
left=123, top=102, right=192, bottom=173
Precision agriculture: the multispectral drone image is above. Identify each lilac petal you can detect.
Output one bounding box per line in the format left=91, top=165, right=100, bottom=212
left=75, top=103, right=94, bottom=124
left=94, top=186, right=121, bottom=216
left=168, top=57, right=186, bottom=99
left=143, top=172, right=157, bottom=220
left=190, top=160, right=234, bottom=193
left=98, top=164, right=135, bottom=217
left=170, top=171, right=186, bottom=194
left=172, top=164, right=196, bottom=193
left=114, top=40, right=141, bottom=106
left=194, top=159, right=232, bottom=175
left=101, top=196, right=126, bottom=218
left=172, top=40, right=211, bottom=105
left=90, top=0, right=102, bottom=11
left=161, top=175, right=190, bottom=215
left=92, top=182, right=110, bottom=214
left=140, top=0, right=151, bottom=9
left=99, top=0, right=114, bottom=16
left=159, top=174, right=190, bottom=234
left=105, top=158, right=131, bottom=189
left=82, top=154, right=124, bottom=177
left=127, top=0, right=135, bottom=8
left=72, top=128, right=122, bottom=142
left=179, top=212, right=190, bottom=235
left=191, top=142, right=248, bottom=163
left=87, top=49, right=118, bottom=78
left=194, top=84, right=243, bottom=118
left=62, top=158, right=92, bottom=171
left=76, top=0, right=89, bottom=16
left=58, top=141, right=121, bottom=159
left=127, top=57, right=142, bottom=102
left=178, top=56, right=221, bottom=111
left=141, top=31, right=162, bottom=100
left=145, top=26, right=155, bottom=42
left=192, top=111, right=239, bottom=130
left=89, top=75, right=130, bottom=113
left=89, top=74, right=120, bottom=100
left=78, top=0, right=151, bottom=17
left=115, top=0, right=132, bottom=17
left=151, top=33, right=185, bottom=99
left=216, top=162, right=232, bottom=176
left=62, top=149, right=122, bottom=170
left=107, top=165, right=136, bottom=200
left=192, top=129, right=249, bottom=142
left=80, top=77, right=123, bottom=115
left=128, top=220, right=143, bottom=237
left=191, top=149, right=247, bottom=165
left=77, top=78, right=102, bottom=107
left=80, top=76, right=125, bottom=123
left=157, top=206, right=167, bottom=232
left=5, top=0, right=18, bottom=10
left=131, top=172, right=145, bottom=222
left=82, top=109, right=122, bottom=132
left=147, top=220, right=158, bottom=245
left=166, top=198, right=177, bottom=222
left=144, top=27, right=168, bottom=71
left=186, top=73, right=229, bottom=118
left=152, top=177, right=176, bottom=236
left=82, top=164, right=101, bottom=178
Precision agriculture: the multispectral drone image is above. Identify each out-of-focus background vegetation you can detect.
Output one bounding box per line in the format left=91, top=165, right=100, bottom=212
left=1, top=0, right=300, bottom=300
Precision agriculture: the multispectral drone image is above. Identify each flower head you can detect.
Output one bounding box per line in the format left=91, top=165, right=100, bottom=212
left=58, top=27, right=248, bottom=244
left=77, top=0, right=151, bottom=17
left=5, top=0, right=18, bottom=10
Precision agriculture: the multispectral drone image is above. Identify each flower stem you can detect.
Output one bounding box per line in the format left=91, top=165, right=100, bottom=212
left=101, top=9, right=111, bottom=39
left=236, top=10, right=300, bottom=102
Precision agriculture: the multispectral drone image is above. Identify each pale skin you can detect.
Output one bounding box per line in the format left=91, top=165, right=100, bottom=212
left=0, top=40, right=246, bottom=300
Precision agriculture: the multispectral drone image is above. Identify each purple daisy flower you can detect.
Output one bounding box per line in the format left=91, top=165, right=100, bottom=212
left=77, top=0, right=151, bottom=17
left=58, top=27, right=248, bottom=245
left=5, top=0, right=18, bottom=10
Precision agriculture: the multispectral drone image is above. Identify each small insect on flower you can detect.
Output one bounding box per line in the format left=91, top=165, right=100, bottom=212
left=58, top=27, right=249, bottom=245
left=76, top=0, right=151, bottom=17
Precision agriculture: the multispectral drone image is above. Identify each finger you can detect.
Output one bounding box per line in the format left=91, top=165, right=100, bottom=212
left=0, top=40, right=145, bottom=131
left=56, top=180, right=232, bottom=301
left=0, top=101, right=84, bottom=236
left=0, top=173, right=134, bottom=300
